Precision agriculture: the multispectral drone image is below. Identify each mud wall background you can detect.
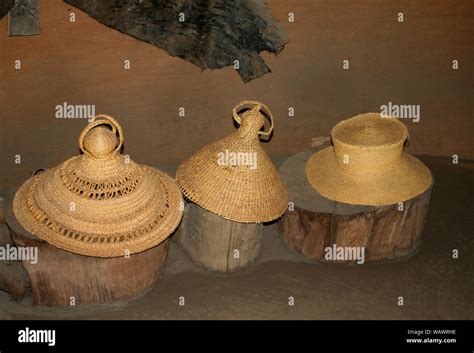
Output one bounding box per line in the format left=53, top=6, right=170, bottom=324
left=0, top=0, right=472, bottom=188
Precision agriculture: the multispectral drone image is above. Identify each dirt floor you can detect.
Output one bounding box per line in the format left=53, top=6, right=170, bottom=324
left=0, top=154, right=472, bottom=320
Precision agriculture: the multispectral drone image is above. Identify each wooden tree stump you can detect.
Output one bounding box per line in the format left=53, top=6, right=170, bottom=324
left=278, top=148, right=433, bottom=262
left=175, top=203, right=263, bottom=272
left=0, top=224, right=31, bottom=302
left=5, top=205, right=169, bottom=306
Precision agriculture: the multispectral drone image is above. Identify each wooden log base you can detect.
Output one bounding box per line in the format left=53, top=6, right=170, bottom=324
left=175, top=203, right=263, bottom=273
left=6, top=206, right=168, bottom=306
left=0, top=224, right=31, bottom=302
left=278, top=148, right=433, bottom=262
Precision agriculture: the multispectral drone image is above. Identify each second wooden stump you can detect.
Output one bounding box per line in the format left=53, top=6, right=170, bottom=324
left=175, top=203, right=263, bottom=273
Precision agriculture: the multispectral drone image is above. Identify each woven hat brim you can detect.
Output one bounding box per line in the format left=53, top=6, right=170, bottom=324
left=306, top=147, right=433, bottom=206
left=13, top=168, right=183, bottom=258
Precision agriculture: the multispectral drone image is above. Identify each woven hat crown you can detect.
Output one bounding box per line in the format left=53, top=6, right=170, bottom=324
left=331, top=113, right=408, bottom=177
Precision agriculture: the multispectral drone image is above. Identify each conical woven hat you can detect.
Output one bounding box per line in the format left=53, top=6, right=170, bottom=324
left=176, top=101, right=289, bottom=223
left=13, top=115, right=183, bottom=257
left=307, top=113, right=432, bottom=206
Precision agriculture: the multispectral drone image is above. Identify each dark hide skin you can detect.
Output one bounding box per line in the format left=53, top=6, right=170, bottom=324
left=64, top=0, right=288, bottom=82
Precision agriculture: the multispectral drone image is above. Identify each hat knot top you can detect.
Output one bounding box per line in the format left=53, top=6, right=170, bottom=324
left=233, top=100, right=274, bottom=138
left=80, top=115, right=123, bottom=158
left=331, top=113, right=408, bottom=177
left=82, top=126, right=118, bottom=157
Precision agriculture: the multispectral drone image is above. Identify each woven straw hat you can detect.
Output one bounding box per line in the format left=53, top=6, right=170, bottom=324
left=176, top=101, right=289, bottom=223
left=13, top=115, right=183, bottom=257
left=306, top=113, right=432, bottom=206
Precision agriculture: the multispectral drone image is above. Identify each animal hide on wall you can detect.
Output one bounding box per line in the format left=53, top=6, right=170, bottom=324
left=64, top=0, right=288, bottom=82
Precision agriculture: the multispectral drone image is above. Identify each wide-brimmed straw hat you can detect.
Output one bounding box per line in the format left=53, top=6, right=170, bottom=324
left=306, top=113, right=432, bottom=206
left=176, top=100, right=289, bottom=223
left=13, top=115, right=183, bottom=257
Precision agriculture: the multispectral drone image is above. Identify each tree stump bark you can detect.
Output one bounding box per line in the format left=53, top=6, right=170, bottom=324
left=175, top=203, right=263, bottom=272
left=278, top=148, right=433, bottom=262
left=6, top=205, right=169, bottom=306
left=0, top=224, right=31, bottom=302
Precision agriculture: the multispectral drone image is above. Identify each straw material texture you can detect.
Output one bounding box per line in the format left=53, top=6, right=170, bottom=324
left=306, top=113, right=432, bottom=206
left=176, top=101, right=289, bottom=223
left=13, top=115, right=183, bottom=257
